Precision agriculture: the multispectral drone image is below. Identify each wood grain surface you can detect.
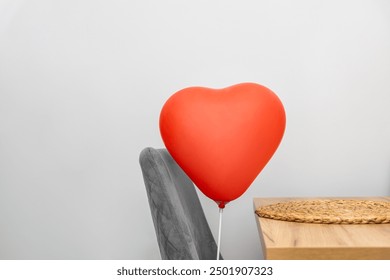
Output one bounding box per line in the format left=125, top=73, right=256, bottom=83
left=253, top=197, right=390, bottom=260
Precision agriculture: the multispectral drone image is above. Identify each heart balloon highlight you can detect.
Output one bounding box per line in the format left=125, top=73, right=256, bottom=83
left=160, top=83, right=286, bottom=208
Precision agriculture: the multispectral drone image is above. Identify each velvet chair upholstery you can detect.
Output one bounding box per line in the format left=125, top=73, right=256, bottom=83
left=139, top=147, right=222, bottom=260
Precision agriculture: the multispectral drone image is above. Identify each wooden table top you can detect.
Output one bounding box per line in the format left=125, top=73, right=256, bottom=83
left=253, top=196, right=390, bottom=260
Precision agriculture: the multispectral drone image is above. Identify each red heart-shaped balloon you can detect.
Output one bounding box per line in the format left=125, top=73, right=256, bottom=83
left=160, top=83, right=286, bottom=208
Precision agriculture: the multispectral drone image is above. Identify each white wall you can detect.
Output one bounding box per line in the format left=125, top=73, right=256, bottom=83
left=1, top=0, right=390, bottom=259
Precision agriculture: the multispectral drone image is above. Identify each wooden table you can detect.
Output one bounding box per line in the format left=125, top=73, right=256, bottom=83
left=253, top=197, right=390, bottom=260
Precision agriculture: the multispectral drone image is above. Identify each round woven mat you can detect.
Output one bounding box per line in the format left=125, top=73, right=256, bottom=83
left=255, top=199, right=390, bottom=224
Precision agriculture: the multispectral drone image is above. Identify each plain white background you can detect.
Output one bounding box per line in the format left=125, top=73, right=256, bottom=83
left=0, top=0, right=390, bottom=259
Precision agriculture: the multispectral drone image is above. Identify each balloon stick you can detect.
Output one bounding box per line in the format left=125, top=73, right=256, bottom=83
left=216, top=207, right=223, bottom=260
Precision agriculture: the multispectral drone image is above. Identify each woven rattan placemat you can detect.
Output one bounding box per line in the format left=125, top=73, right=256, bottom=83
left=255, top=199, right=390, bottom=224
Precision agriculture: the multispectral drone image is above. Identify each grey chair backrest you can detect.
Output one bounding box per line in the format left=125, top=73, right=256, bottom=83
left=139, top=147, right=221, bottom=260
